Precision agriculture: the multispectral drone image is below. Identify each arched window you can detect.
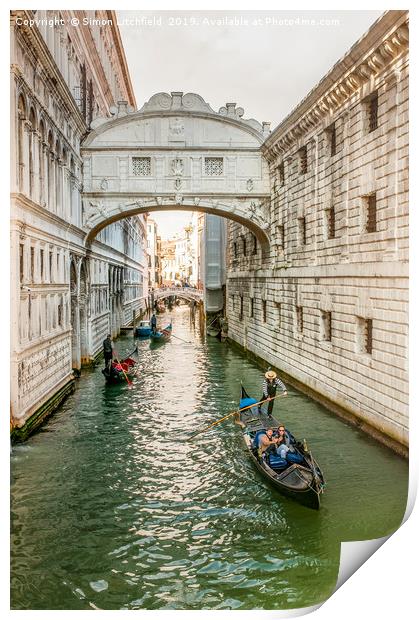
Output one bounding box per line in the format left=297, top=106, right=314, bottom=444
left=47, top=131, right=54, bottom=209
left=28, top=107, right=36, bottom=199
left=17, top=95, right=26, bottom=191
left=39, top=120, right=45, bottom=204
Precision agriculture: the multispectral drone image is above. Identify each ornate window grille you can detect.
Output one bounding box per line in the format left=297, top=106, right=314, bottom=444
left=204, top=157, right=223, bottom=176
left=132, top=157, right=151, bottom=176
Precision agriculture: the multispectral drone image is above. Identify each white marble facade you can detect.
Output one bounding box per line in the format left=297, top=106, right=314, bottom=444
left=10, top=10, right=147, bottom=433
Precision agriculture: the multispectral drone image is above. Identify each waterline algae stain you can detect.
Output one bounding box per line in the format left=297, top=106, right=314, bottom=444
left=11, top=308, right=408, bottom=610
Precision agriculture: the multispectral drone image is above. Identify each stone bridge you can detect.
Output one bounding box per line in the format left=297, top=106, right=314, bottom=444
left=81, top=92, right=272, bottom=247
left=153, top=286, right=203, bottom=303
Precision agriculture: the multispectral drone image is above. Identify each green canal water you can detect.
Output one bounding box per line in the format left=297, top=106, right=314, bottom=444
left=10, top=306, right=408, bottom=610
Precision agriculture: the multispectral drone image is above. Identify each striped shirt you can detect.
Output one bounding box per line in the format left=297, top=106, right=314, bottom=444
left=262, top=377, right=286, bottom=398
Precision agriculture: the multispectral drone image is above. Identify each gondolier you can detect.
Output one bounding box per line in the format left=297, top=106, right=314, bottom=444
left=103, top=334, right=113, bottom=369
left=260, top=370, right=287, bottom=417
left=150, top=313, right=157, bottom=334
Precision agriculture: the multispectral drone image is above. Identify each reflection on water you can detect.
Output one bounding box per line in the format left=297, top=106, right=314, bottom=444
left=11, top=306, right=408, bottom=610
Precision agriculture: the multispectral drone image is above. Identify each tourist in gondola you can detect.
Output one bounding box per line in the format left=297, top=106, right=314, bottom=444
left=257, top=428, right=279, bottom=458
left=150, top=313, right=157, bottom=334
left=259, top=370, right=287, bottom=417
left=103, top=334, right=113, bottom=369
left=274, top=425, right=291, bottom=459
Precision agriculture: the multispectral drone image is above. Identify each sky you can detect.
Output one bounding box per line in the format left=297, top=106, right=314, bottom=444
left=117, top=10, right=383, bottom=239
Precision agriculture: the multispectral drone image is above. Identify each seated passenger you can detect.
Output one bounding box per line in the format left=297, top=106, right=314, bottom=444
left=274, top=425, right=291, bottom=459
left=257, top=428, right=278, bottom=458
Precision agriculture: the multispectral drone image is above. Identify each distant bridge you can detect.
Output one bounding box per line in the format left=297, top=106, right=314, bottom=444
left=153, top=287, right=203, bottom=303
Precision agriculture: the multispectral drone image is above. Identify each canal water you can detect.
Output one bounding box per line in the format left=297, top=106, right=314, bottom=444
left=11, top=306, right=408, bottom=610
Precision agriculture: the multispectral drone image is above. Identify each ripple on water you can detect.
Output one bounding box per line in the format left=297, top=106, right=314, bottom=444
left=10, top=307, right=408, bottom=611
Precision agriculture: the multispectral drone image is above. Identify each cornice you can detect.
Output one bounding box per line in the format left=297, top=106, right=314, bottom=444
left=262, top=11, right=409, bottom=163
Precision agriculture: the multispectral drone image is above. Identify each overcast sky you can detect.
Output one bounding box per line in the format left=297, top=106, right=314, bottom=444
left=117, top=10, right=383, bottom=238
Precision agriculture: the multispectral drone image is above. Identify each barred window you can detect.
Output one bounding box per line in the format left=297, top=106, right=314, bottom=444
left=239, top=296, right=243, bottom=320
left=326, top=123, right=337, bottom=157
left=299, top=146, right=308, bottom=175
left=368, top=92, right=378, bottom=133
left=132, top=157, right=151, bottom=176
left=242, top=236, right=247, bottom=257
left=233, top=242, right=238, bottom=259
left=276, top=302, right=282, bottom=329
left=262, top=300, right=267, bottom=323
left=327, top=206, right=336, bottom=239
left=365, top=193, right=377, bottom=233
left=250, top=298, right=254, bottom=318
left=322, top=311, right=332, bottom=341
left=278, top=162, right=285, bottom=186
left=298, top=217, right=307, bottom=246
left=204, top=157, right=223, bottom=176
left=296, top=306, right=303, bottom=333
left=277, top=224, right=285, bottom=249
left=358, top=317, right=373, bottom=354
left=252, top=234, right=258, bottom=255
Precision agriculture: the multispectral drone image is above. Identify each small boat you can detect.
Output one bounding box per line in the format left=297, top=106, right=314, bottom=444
left=238, top=386, right=325, bottom=509
left=150, top=322, right=172, bottom=344
left=102, top=348, right=138, bottom=385
left=135, top=320, right=152, bottom=338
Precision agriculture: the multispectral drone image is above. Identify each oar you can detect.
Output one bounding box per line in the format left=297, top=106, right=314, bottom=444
left=186, top=394, right=285, bottom=441
left=171, top=333, right=193, bottom=344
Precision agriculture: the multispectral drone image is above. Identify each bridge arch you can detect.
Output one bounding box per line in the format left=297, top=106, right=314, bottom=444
left=81, top=91, right=272, bottom=247
left=153, top=287, right=203, bottom=303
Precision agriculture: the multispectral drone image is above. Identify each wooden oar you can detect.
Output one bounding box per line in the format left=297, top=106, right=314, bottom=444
left=186, top=394, right=285, bottom=441
left=171, top=333, right=193, bottom=344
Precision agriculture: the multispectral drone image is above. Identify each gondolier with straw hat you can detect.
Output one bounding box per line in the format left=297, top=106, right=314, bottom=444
left=259, top=369, right=287, bottom=418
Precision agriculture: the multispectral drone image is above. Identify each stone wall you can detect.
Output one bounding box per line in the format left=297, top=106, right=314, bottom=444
left=227, top=11, right=409, bottom=449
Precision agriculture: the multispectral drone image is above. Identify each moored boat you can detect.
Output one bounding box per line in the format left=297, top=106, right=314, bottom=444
left=150, top=322, right=172, bottom=344
left=238, top=386, right=325, bottom=509
left=135, top=320, right=152, bottom=338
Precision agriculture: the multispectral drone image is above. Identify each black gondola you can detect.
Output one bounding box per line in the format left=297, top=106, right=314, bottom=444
left=238, top=386, right=325, bottom=509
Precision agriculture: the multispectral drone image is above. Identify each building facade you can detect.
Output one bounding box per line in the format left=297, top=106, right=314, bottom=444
left=226, top=11, right=409, bottom=451
left=146, top=218, right=161, bottom=290
left=10, top=10, right=148, bottom=436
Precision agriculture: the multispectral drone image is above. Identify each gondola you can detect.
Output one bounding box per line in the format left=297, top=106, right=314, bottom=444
left=102, top=347, right=138, bottom=385
left=150, top=322, right=172, bottom=344
left=238, top=386, right=325, bottom=509
left=134, top=320, right=152, bottom=338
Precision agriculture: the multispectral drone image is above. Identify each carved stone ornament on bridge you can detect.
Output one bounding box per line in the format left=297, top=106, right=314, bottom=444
left=194, top=197, right=200, bottom=206
left=100, top=178, right=108, bottom=191
left=248, top=200, right=270, bottom=230
left=83, top=201, right=107, bottom=226
left=171, top=158, right=184, bottom=176
left=174, top=193, right=183, bottom=205
left=174, top=178, right=182, bottom=191
left=247, top=178, right=254, bottom=192
left=169, top=118, right=185, bottom=139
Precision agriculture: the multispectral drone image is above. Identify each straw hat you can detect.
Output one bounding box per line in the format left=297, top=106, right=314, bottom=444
left=265, top=370, right=277, bottom=380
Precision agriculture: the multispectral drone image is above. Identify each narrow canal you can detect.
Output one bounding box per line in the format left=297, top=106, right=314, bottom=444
left=11, top=306, right=408, bottom=610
